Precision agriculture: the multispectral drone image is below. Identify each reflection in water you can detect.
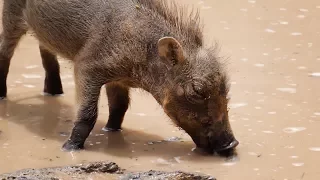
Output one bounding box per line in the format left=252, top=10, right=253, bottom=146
left=22, top=74, right=42, bottom=79
left=283, top=127, right=306, bottom=133
left=292, top=163, right=304, bottom=167
left=309, top=72, right=320, bottom=77
left=309, top=147, right=320, bottom=152
left=276, top=88, right=297, bottom=94
left=25, top=65, right=39, bottom=69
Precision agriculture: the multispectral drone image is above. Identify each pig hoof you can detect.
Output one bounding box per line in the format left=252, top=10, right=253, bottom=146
left=102, top=127, right=122, bottom=132
left=61, top=140, right=84, bottom=151
left=43, top=85, right=64, bottom=96
left=41, top=92, right=64, bottom=97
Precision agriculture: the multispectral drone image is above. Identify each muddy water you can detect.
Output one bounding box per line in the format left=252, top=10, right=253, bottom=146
left=0, top=0, right=320, bottom=179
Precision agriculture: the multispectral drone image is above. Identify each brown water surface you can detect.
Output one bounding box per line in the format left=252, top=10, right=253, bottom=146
left=0, top=0, right=320, bottom=179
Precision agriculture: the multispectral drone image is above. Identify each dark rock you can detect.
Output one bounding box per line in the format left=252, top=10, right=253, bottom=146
left=120, top=170, right=216, bottom=180
left=0, top=161, right=215, bottom=180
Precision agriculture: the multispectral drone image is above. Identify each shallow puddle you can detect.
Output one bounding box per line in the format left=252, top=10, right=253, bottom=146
left=1, top=0, right=320, bottom=179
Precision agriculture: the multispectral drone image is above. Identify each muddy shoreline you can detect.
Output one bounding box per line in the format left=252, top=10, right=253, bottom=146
left=0, top=161, right=216, bottom=180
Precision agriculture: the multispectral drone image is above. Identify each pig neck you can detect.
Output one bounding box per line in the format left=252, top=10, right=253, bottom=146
left=136, top=59, right=169, bottom=105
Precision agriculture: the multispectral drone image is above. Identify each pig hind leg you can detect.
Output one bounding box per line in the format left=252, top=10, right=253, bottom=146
left=0, top=1, right=28, bottom=98
left=39, top=46, right=63, bottom=96
left=102, top=83, right=130, bottom=132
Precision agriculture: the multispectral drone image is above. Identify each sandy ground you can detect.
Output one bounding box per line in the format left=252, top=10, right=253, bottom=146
left=0, top=0, right=320, bottom=179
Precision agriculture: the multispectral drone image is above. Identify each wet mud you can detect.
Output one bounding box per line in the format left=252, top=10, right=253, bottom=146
left=0, top=161, right=215, bottom=180
left=1, top=0, right=320, bottom=179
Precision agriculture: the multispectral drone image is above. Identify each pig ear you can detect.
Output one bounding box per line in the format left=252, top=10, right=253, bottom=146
left=157, top=37, right=185, bottom=66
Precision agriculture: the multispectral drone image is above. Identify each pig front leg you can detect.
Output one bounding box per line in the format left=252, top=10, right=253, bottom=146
left=62, top=64, right=104, bottom=151
left=103, top=83, right=130, bottom=132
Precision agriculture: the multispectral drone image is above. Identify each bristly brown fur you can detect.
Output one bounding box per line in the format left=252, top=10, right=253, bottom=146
left=134, top=0, right=204, bottom=47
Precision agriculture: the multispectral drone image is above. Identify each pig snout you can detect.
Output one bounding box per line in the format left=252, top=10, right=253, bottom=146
left=191, top=129, right=239, bottom=157
left=209, top=131, right=239, bottom=156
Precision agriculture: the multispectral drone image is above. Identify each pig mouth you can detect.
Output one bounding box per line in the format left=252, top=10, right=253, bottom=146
left=194, top=139, right=239, bottom=157
left=206, top=136, right=239, bottom=157
left=213, top=139, right=239, bottom=152
left=212, top=139, right=239, bottom=157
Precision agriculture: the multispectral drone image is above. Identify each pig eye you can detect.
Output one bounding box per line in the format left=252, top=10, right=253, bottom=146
left=193, top=81, right=211, bottom=99
left=193, top=84, right=206, bottom=98
left=184, top=83, right=207, bottom=104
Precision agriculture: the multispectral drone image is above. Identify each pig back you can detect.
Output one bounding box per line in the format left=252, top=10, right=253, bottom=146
left=24, top=0, right=135, bottom=59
